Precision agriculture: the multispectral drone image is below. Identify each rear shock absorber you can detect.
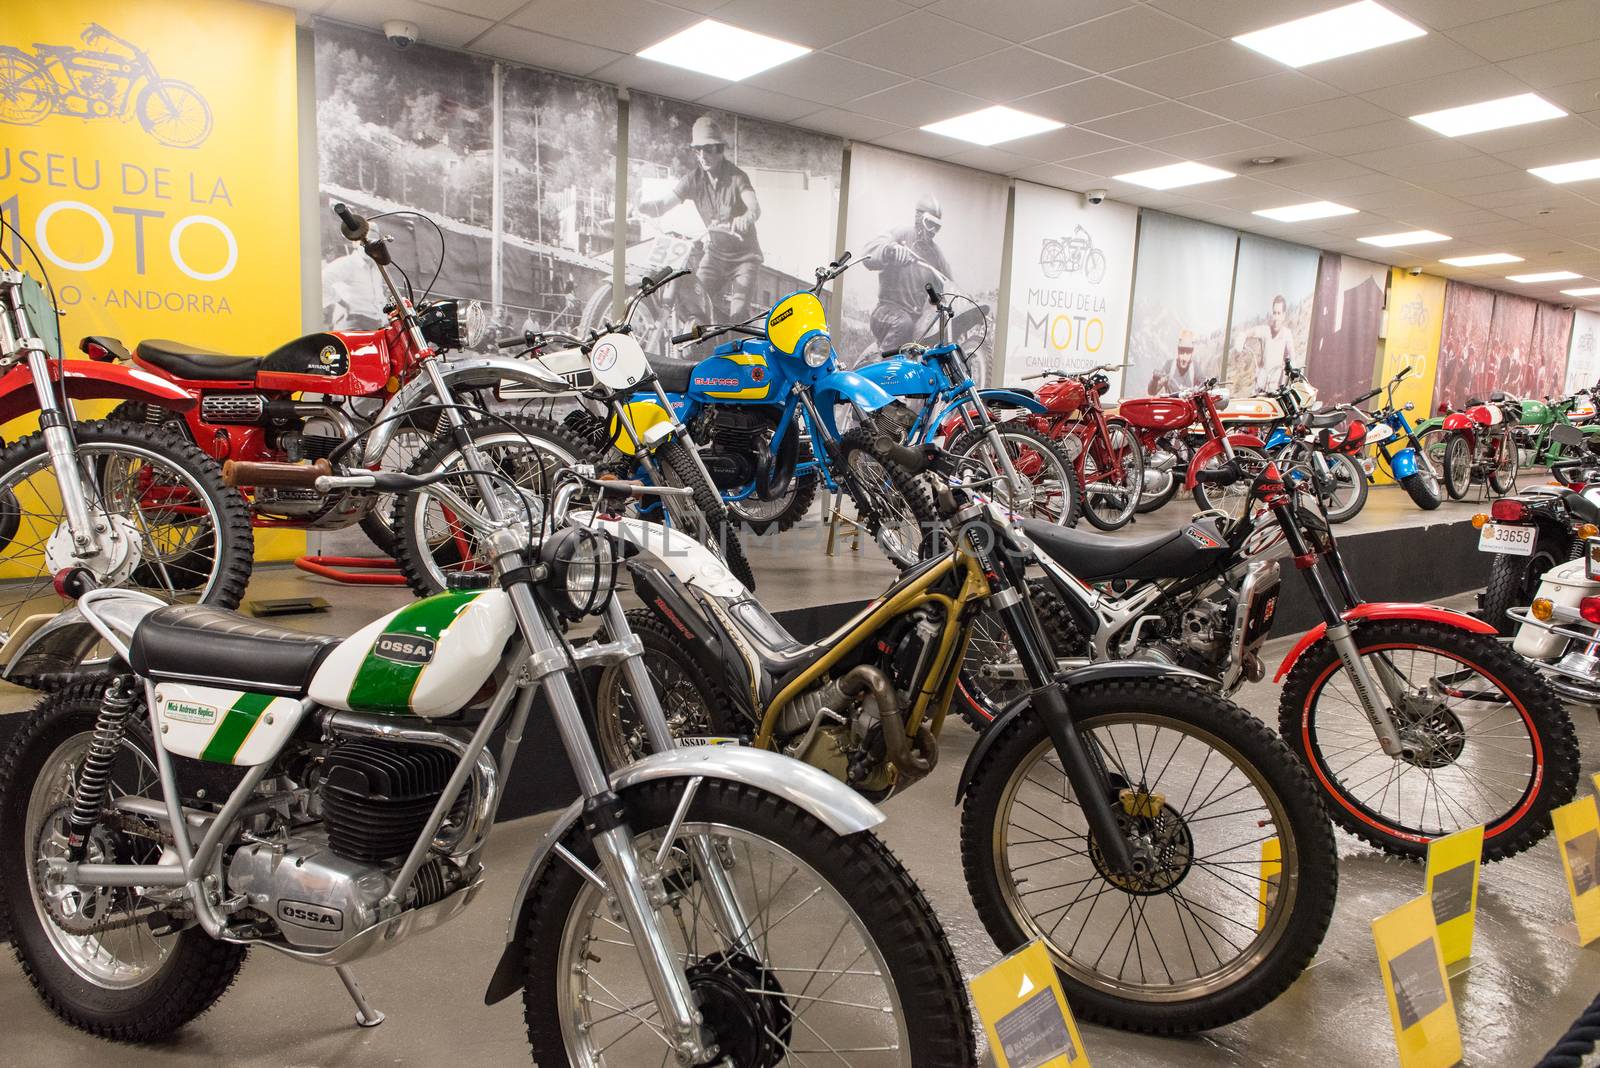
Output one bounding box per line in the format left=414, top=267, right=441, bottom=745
left=65, top=675, right=140, bottom=861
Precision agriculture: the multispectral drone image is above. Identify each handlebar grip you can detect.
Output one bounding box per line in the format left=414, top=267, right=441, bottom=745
left=1397, top=365, right=1412, bottom=380
left=925, top=282, right=941, bottom=306
left=224, top=458, right=332, bottom=489
left=671, top=327, right=702, bottom=345
left=832, top=251, right=852, bottom=269
left=497, top=332, right=531, bottom=351
left=332, top=202, right=368, bottom=242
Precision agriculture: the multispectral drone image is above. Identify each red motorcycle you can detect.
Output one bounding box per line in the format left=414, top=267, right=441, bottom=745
left=1018, top=365, right=1144, bottom=530
left=1119, top=378, right=1266, bottom=520
left=1431, top=392, right=1519, bottom=501
left=85, top=203, right=576, bottom=560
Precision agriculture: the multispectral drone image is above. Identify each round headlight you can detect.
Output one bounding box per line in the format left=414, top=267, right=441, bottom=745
left=802, top=333, right=832, bottom=368
left=461, top=300, right=489, bottom=349
left=539, top=527, right=617, bottom=618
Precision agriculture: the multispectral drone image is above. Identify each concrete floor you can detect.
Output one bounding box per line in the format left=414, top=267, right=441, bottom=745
left=1, top=484, right=1596, bottom=1066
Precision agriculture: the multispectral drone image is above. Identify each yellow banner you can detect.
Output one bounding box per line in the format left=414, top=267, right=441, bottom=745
left=970, top=941, right=1090, bottom=1068
left=1372, top=895, right=1462, bottom=1068
left=1374, top=270, right=1446, bottom=483
left=1425, top=824, right=1483, bottom=967
left=1, top=0, right=302, bottom=558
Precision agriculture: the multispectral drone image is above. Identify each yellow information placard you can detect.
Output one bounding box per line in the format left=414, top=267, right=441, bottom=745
left=970, top=941, right=1090, bottom=1068
left=1425, top=825, right=1483, bottom=967
left=1553, top=796, right=1600, bottom=945
left=1258, top=836, right=1282, bottom=931
left=1372, top=895, right=1462, bottom=1068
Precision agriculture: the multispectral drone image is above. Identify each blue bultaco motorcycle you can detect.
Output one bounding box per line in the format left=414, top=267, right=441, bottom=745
left=1353, top=365, right=1443, bottom=510
left=849, top=283, right=1082, bottom=527
left=612, top=254, right=942, bottom=567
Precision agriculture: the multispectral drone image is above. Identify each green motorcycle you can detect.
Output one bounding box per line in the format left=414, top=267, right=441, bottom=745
left=1515, top=393, right=1600, bottom=467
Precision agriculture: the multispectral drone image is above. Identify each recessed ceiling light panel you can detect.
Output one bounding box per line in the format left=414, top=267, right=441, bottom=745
left=1439, top=253, right=1523, bottom=267
left=637, top=19, right=810, bottom=81
left=1508, top=270, right=1582, bottom=283
left=1411, top=93, right=1566, bottom=137
left=1359, top=230, right=1450, bottom=248
left=921, top=106, right=1065, bottom=146
left=1530, top=158, right=1600, bottom=184
left=1253, top=201, right=1357, bottom=222
left=1562, top=287, right=1600, bottom=296
left=1112, top=161, right=1234, bottom=190
left=1233, top=1, right=1425, bottom=68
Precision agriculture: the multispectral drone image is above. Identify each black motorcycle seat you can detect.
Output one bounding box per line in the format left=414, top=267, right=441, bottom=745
left=1021, top=516, right=1229, bottom=583
left=129, top=606, right=341, bottom=695
left=1306, top=409, right=1346, bottom=429
left=650, top=358, right=700, bottom=393
left=136, top=340, right=264, bottom=382
left=1563, top=490, right=1600, bottom=526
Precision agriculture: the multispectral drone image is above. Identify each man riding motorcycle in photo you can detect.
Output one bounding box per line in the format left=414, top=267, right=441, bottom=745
left=636, top=115, right=763, bottom=323
left=864, top=194, right=955, bottom=352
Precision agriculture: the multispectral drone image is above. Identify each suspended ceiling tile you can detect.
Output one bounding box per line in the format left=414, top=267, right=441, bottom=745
left=1145, top=0, right=1332, bottom=37
left=744, top=53, right=907, bottom=107
left=1309, top=35, right=1483, bottom=94
left=1147, top=122, right=1284, bottom=160
left=1344, top=138, right=1477, bottom=173
left=1432, top=171, right=1552, bottom=197
left=1081, top=101, right=1222, bottom=141
left=1388, top=0, right=1555, bottom=32
left=1250, top=96, right=1394, bottom=138
left=924, top=48, right=1091, bottom=101
left=1456, top=115, right=1594, bottom=155
left=870, top=127, right=969, bottom=158
left=1011, top=162, right=1105, bottom=190
left=1446, top=0, right=1600, bottom=62
left=1030, top=6, right=1215, bottom=73
left=1062, top=144, right=1185, bottom=176
left=1357, top=65, right=1535, bottom=117
left=827, top=13, right=1009, bottom=77
left=1400, top=156, right=1519, bottom=184
left=1539, top=75, right=1600, bottom=116
left=921, top=0, right=1133, bottom=43
left=1500, top=41, right=1600, bottom=88
left=468, top=23, right=622, bottom=73
left=847, top=80, right=986, bottom=126
left=1488, top=131, right=1600, bottom=168
left=1016, top=78, right=1163, bottom=124
left=1113, top=40, right=1282, bottom=99
left=697, top=83, right=822, bottom=123
left=588, top=54, right=728, bottom=99
left=322, top=0, right=493, bottom=47
left=1293, top=119, right=1432, bottom=156
left=504, top=0, right=699, bottom=53
left=425, top=0, right=526, bottom=20
left=708, top=0, right=914, bottom=49
left=942, top=145, right=1040, bottom=173
left=1182, top=71, right=1342, bottom=122
left=797, top=108, right=904, bottom=142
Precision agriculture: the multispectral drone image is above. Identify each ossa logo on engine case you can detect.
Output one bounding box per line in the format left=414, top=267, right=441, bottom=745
left=278, top=900, right=343, bottom=930
left=374, top=633, right=436, bottom=665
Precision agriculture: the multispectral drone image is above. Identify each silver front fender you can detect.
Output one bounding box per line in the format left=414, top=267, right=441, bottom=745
left=1, top=590, right=166, bottom=680
left=498, top=746, right=883, bottom=949
left=360, top=355, right=573, bottom=467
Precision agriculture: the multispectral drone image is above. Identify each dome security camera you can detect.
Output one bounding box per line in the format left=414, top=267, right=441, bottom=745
left=1407, top=266, right=1423, bottom=276
left=1084, top=189, right=1107, bottom=206
left=383, top=20, right=419, bottom=49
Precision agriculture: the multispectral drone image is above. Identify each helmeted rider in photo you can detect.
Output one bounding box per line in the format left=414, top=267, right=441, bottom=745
left=863, top=194, right=953, bottom=353
left=637, top=115, right=763, bottom=324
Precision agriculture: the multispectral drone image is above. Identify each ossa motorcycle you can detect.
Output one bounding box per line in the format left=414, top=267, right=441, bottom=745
left=0, top=455, right=975, bottom=1066
left=955, top=457, right=1578, bottom=862
left=595, top=439, right=1338, bottom=1034
left=0, top=223, right=251, bottom=663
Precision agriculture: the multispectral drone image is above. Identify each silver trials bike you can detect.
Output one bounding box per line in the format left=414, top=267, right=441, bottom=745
left=0, top=455, right=975, bottom=1065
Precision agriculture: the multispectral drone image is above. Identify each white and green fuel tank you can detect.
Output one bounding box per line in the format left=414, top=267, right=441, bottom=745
left=310, top=588, right=517, bottom=718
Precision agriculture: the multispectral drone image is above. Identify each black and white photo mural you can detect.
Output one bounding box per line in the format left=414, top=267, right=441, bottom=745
left=838, top=145, right=1007, bottom=383
left=314, top=22, right=616, bottom=340
left=623, top=92, right=842, bottom=356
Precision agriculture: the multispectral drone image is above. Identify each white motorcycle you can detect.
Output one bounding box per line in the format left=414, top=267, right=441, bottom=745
left=0, top=448, right=974, bottom=1064
left=1510, top=534, right=1600, bottom=705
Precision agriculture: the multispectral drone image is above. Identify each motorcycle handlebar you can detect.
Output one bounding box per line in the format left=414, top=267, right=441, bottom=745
left=224, top=459, right=332, bottom=489
left=925, top=283, right=942, bottom=307
left=332, top=202, right=368, bottom=242
left=672, top=325, right=703, bottom=345
left=1193, top=465, right=1242, bottom=486
left=497, top=333, right=531, bottom=351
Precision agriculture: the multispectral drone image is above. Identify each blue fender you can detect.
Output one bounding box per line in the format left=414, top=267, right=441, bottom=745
left=850, top=357, right=943, bottom=398
left=954, top=660, right=1217, bottom=803
left=1390, top=446, right=1419, bottom=479
left=976, top=387, right=1048, bottom=414
left=813, top=369, right=897, bottom=440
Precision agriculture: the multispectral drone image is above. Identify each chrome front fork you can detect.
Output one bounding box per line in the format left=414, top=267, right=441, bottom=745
left=419, top=359, right=506, bottom=519
left=1327, top=622, right=1407, bottom=756
left=26, top=350, right=101, bottom=556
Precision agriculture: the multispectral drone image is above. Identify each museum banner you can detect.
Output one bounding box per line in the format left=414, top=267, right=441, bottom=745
left=1003, top=181, right=1136, bottom=397
left=1306, top=253, right=1387, bottom=405
left=1374, top=269, right=1446, bottom=483
left=1224, top=234, right=1319, bottom=398
left=1567, top=309, right=1600, bottom=395
left=1, top=0, right=301, bottom=553
left=1124, top=211, right=1237, bottom=401
left=839, top=145, right=1007, bottom=382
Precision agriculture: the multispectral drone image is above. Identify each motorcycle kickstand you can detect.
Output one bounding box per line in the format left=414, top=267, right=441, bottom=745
left=336, top=965, right=386, bottom=1028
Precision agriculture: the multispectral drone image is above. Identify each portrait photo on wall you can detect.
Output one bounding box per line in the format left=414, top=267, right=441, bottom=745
left=1531, top=301, right=1575, bottom=400
left=1434, top=280, right=1496, bottom=412
left=315, top=22, right=616, bottom=340
left=1304, top=253, right=1387, bottom=405
left=625, top=92, right=842, bottom=357
left=1125, top=212, right=1238, bottom=399
left=1224, top=235, right=1319, bottom=399
left=1567, top=309, right=1600, bottom=395
left=839, top=144, right=1006, bottom=383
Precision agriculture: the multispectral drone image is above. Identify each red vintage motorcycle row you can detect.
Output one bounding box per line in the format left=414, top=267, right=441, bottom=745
left=1019, top=366, right=1145, bottom=530
left=1118, top=383, right=1266, bottom=520
left=1435, top=393, right=1520, bottom=501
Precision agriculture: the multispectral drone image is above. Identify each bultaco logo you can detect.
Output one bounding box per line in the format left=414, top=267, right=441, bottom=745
left=769, top=307, right=794, bottom=327
left=374, top=633, right=436, bottom=665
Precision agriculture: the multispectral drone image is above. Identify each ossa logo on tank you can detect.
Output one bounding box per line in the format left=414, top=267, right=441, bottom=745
left=373, top=633, right=436, bottom=665
left=279, top=900, right=342, bottom=930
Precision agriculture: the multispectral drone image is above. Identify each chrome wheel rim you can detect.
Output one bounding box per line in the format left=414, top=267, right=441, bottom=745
left=962, top=430, right=1070, bottom=525
left=1084, top=425, right=1142, bottom=526
left=846, top=452, right=920, bottom=565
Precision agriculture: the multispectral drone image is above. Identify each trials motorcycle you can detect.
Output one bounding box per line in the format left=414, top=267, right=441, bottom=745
left=1351, top=366, right=1443, bottom=511
left=0, top=456, right=975, bottom=1066
left=593, top=439, right=1339, bottom=1035
left=92, top=203, right=586, bottom=575
left=954, top=458, right=1578, bottom=862
left=0, top=226, right=252, bottom=663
